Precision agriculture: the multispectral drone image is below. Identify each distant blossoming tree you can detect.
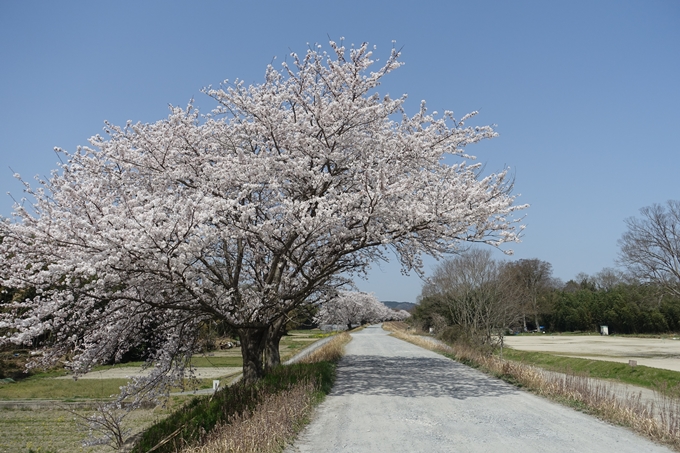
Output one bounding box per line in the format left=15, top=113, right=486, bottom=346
left=314, top=291, right=408, bottom=330
left=0, top=40, right=525, bottom=407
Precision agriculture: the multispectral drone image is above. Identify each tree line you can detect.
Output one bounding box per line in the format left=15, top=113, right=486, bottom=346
left=314, top=291, right=410, bottom=330
left=547, top=278, right=680, bottom=333
left=413, top=200, right=680, bottom=340
left=414, top=260, right=680, bottom=343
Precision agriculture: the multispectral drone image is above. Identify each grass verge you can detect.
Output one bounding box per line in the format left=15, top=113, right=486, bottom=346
left=383, top=323, right=680, bottom=451
left=131, top=332, right=351, bottom=453
left=502, top=348, right=680, bottom=397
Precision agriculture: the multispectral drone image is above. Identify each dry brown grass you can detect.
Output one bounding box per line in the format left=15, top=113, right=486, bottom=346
left=386, top=328, right=455, bottom=356
left=388, top=325, right=680, bottom=451
left=297, top=332, right=351, bottom=364
left=178, top=331, right=351, bottom=453
left=180, top=380, right=317, bottom=453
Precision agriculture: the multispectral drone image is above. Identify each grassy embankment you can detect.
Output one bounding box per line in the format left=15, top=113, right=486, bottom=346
left=0, top=329, right=341, bottom=453
left=502, top=348, right=680, bottom=397
left=383, top=322, right=680, bottom=451
left=132, top=331, right=350, bottom=453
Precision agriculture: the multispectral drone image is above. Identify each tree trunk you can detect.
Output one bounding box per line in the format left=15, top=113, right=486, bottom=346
left=238, top=327, right=267, bottom=384
left=533, top=295, right=540, bottom=331
left=264, top=317, right=286, bottom=373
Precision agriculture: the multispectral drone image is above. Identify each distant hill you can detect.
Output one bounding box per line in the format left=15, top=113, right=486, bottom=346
left=381, top=301, right=416, bottom=312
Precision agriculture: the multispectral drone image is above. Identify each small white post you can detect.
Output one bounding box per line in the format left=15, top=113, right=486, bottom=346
left=212, top=380, right=220, bottom=391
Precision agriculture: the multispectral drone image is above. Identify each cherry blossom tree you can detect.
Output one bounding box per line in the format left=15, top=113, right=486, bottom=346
left=314, top=291, right=407, bottom=330
left=0, top=40, right=525, bottom=404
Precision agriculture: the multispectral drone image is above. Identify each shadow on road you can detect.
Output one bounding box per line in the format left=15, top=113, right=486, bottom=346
left=332, top=355, right=518, bottom=399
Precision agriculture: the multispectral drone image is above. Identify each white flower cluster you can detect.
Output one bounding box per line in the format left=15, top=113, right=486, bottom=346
left=0, top=40, right=526, bottom=397
left=314, top=291, right=410, bottom=328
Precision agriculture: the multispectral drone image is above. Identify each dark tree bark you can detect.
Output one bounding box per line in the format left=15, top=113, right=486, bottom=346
left=264, top=316, right=287, bottom=373
left=238, top=327, right=267, bottom=384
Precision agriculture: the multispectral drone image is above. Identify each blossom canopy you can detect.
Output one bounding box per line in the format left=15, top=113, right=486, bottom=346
left=0, top=40, right=526, bottom=391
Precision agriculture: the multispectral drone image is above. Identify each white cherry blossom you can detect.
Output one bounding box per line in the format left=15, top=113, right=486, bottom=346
left=1, top=41, right=526, bottom=402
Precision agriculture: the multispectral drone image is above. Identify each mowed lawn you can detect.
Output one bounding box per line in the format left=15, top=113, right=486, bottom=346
left=0, top=375, right=130, bottom=400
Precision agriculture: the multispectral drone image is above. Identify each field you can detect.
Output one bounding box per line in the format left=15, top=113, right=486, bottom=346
left=504, top=334, right=680, bottom=372
left=0, top=405, right=167, bottom=453
left=0, top=330, right=330, bottom=453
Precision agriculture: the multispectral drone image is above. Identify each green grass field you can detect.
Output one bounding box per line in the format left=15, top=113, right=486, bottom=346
left=188, top=355, right=243, bottom=367
left=0, top=329, right=330, bottom=453
left=0, top=405, right=171, bottom=453
left=0, top=376, right=129, bottom=400
left=502, top=347, right=680, bottom=396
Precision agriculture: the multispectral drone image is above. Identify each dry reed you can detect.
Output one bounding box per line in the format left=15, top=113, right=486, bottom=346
left=179, top=331, right=351, bottom=453
left=298, top=332, right=351, bottom=364
left=387, top=328, right=455, bottom=355
left=181, top=380, right=316, bottom=453
left=388, top=325, right=680, bottom=451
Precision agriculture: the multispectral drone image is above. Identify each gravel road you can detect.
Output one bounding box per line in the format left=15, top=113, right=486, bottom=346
left=285, top=325, right=673, bottom=453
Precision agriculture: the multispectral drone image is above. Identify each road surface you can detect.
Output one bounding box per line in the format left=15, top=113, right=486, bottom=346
left=285, top=325, right=673, bottom=453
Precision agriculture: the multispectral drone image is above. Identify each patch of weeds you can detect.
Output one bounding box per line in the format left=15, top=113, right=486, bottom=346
left=493, top=371, right=523, bottom=388
left=131, top=362, right=336, bottom=453
left=131, top=333, right=347, bottom=453
left=502, top=348, right=680, bottom=397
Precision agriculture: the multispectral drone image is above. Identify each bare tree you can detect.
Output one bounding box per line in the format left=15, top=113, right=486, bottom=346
left=618, top=200, right=680, bottom=298
left=592, top=267, right=626, bottom=291
left=421, top=249, right=519, bottom=345
left=503, top=259, right=553, bottom=331
left=70, top=403, right=130, bottom=450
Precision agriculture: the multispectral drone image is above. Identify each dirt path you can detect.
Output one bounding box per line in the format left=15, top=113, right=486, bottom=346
left=285, top=325, right=673, bottom=453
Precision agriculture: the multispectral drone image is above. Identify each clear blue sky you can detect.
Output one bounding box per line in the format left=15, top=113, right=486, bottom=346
left=1, top=1, right=678, bottom=303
